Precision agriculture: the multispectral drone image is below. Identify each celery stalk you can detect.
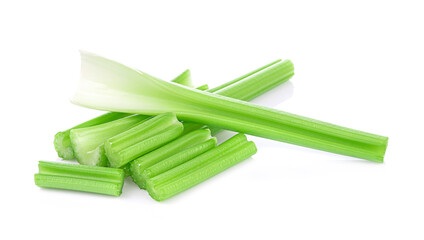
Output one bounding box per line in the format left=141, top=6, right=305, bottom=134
left=34, top=161, right=125, bottom=196
left=72, top=52, right=388, bottom=162
left=146, top=134, right=257, bottom=201
left=130, top=129, right=214, bottom=189
left=70, top=114, right=150, bottom=166
left=54, top=112, right=132, bottom=160
left=105, top=113, right=184, bottom=168
left=143, top=138, right=217, bottom=181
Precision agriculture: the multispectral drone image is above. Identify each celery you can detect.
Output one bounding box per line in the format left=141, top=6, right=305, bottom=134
left=54, top=112, right=132, bottom=160
left=146, top=134, right=257, bottom=201
left=70, top=114, right=149, bottom=166
left=105, top=113, right=184, bottom=168
left=130, top=129, right=214, bottom=189
left=72, top=52, right=388, bottom=162
left=143, top=138, right=217, bottom=181
left=34, top=161, right=125, bottom=196
left=54, top=68, right=193, bottom=160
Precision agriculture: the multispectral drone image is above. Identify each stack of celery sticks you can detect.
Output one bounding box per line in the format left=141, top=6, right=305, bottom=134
left=34, top=52, right=388, bottom=201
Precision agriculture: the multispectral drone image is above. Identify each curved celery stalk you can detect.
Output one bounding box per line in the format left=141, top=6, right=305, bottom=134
left=34, top=161, right=125, bottom=196
left=130, top=129, right=215, bottom=189
left=69, top=114, right=149, bottom=166
left=54, top=112, right=132, bottom=160
left=72, top=52, right=388, bottom=162
left=54, top=68, right=193, bottom=160
left=105, top=113, right=184, bottom=168
left=146, top=134, right=257, bottom=201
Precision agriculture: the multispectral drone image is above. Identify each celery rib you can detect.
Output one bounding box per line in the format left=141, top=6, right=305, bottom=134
left=143, top=138, right=217, bottom=180
left=34, top=161, right=125, bottom=196
left=105, top=113, right=184, bottom=168
left=146, top=134, right=257, bottom=201
left=130, top=129, right=213, bottom=189
left=54, top=112, right=132, bottom=160
left=70, top=114, right=150, bottom=166
left=72, top=52, right=388, bottom=162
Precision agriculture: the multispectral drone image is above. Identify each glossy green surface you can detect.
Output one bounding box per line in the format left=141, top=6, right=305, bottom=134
left=34, top=161, right=125, bottom=196
left=146, top=134, right=257, bottom=201
left=105, top=113, right=184, bottom=168
left=72, top=52, right=388, bottom=162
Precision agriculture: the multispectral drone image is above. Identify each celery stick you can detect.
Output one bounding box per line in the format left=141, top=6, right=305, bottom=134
left=130, top=129, right=213, bottom=188
left=147, top=133, right=248, bottom=187
left=143, top=138, right=217, bottom=180
left=70, top=114, right=150, bottom=166
left=146, top=134, right=257, bottom=201
left=72, top=52, right=388, bottom=162
left=105, top=113, right=184, bottom=168
left=34, top=161, right=125, bottom=196
left=54, top=112, right=132, bottom=160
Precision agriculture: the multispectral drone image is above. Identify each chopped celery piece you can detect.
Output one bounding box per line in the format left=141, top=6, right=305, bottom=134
left=143, top=138, right=217, bottom=181
left=105, top=113, right=184, bottom=168
left=34, top=161, right=125, bottom=196
left=130, top=129, right=214, bottom=189
left=70, top=114, right=150, bottom=166
left=146, top=134, right=257, bottom=201
left=72, top=51, right=388, bottom=162
left=54, top=112, right=132, bottom=160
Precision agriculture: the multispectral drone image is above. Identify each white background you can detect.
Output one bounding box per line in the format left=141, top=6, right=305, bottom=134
left=1, top=1, right=423, bottom=239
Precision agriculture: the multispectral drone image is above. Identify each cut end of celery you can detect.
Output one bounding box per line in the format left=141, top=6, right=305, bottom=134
left=54, top=131, right=75, bottom=160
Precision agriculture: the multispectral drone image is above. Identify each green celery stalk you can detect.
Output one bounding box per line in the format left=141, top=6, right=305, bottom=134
left=146, top=134, right=257, bottom=201
left=105, top=113, right=184, bottom=168
left=72, top=51, right=388, bottom=162
left=34, top=161, right=125, bottom=196
left=143, top=138, right=217, bottom=181
left=54, top=112, right=132, bottom=160
left=70, top=114, right=150, bottom=166
left=54, top=68, right=193, bottom=160
left=130, top=129, right=215, bottom=189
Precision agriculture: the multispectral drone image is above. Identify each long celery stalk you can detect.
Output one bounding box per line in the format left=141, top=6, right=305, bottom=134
left=34, top=161, right=125, bottom=196
left=71, top=52, right=388, bottom=162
